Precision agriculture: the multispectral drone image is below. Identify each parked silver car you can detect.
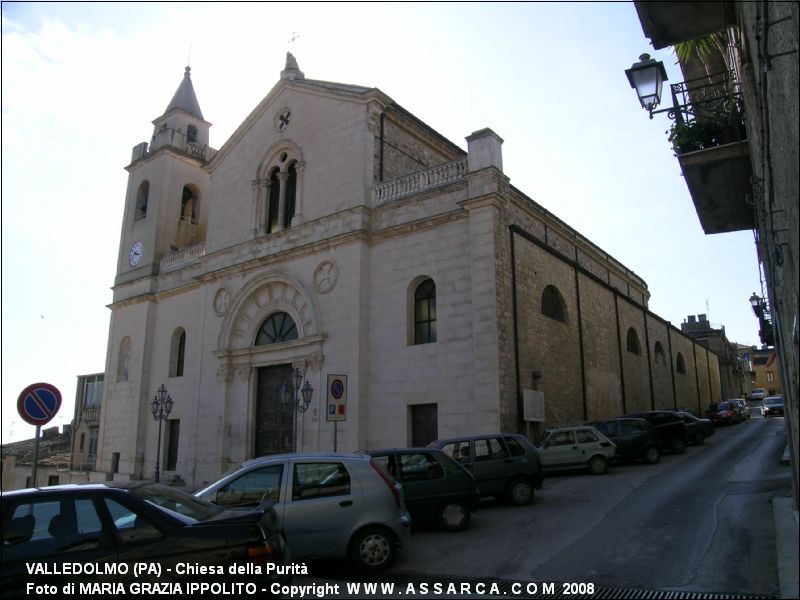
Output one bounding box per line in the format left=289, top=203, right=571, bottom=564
left=537, top=426, right=618, bottom=474
left=194, top=453, right=411, bottom=571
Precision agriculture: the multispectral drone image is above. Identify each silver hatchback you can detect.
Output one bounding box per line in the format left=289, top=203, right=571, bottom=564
left=194, top=453, right=411, bottom=571
left=537, top=426, right=618, bottom=474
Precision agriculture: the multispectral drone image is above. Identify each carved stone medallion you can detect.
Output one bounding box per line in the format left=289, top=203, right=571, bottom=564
left=213, top=287, right=231, bottom=316
left=313, top=260, right=339, bottom=294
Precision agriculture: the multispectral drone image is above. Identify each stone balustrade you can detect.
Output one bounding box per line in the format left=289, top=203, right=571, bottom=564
left=373, top=158, right=468, bottom=204
left=160, top=242, right=206, bottom=271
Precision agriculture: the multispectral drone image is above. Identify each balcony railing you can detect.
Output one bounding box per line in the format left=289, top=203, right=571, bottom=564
left=80, top=407, right=101, bottom=423
left=160, top=242, right=206, bottom=271
left=663, top=70, right=747, bottom=155
left=73, top=454, right=96, bottom=471
left=185, top=140, right=207, bottom=160
left=373, top=158, right=468, bottom=204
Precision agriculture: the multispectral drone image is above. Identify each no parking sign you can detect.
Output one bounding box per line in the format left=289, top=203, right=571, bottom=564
left=326, top=375, right=347, bottom=422
left=17, top=382, right=62, bottom=427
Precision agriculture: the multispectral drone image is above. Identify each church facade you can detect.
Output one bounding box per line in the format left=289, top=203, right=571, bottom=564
left=96, top=55, right=721, bottom=488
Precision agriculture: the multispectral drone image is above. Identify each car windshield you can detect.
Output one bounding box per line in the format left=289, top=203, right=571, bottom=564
left=765, top=397, right=783, bottom=406
left=131, top=483, right=222, bottom=521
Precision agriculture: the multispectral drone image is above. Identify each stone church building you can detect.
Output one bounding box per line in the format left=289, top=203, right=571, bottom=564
left=97, top=54, right=721, bottom=488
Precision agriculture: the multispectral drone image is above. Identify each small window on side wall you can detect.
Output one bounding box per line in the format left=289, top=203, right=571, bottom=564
left=169, top=328, right=186, bottom=377
left=654, top=342, right=666, bottom=364
left=541, top=285, right=567, bottom=323
left=414, top=279, right=437, bottom=345
left=626, top=328, right=641, bottom=355
left=135, top=181, right=149, bottom=219
left=676, top=352, right=687, bottom=375
left=118, top=337, right=132, bottom=382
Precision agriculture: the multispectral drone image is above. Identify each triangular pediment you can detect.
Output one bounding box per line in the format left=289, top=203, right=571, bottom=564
left=207, top=73, right=389, bottom=172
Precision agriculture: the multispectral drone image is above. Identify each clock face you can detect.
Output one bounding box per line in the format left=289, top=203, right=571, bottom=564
left=128, top=241, right=143, bottom=267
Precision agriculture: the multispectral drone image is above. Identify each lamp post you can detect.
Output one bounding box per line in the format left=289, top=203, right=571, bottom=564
left=150, top=384, right=173, bottom=483
left=625, top=53, right=669, bottom=118
left=749, top=292, right=775, bottom=347
left=283, top=368, right=313, bottom=452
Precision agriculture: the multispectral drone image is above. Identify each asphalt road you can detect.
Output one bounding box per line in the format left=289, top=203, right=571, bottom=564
left=305, top=409, right=791, bottom=597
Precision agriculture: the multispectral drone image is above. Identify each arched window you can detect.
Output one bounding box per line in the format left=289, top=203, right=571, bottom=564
left=135, top=181, right=149, bottom=219
left=676, top=352, right=687, bottom=375
left=255, top=312, right=298, bottom=345
left=414, top=279, right=437, bottom=345
left=284, top=161, right=297, bottom=229
left=169, top=328, right=186, bottom=377
left=180, top=186, right=197, bottom=224
left=626, top=328, right=641, bottom=355
left=654, top=342, right=666, bottom=365
left=267, top=168, right=280, bottom=233
left=118, top=337, right=131, bottom=382
left=541, top=285, right=567, bottom=323
left=186, top=125, right=197, bottom=143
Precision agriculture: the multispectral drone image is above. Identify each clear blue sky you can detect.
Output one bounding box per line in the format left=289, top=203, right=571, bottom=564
left=1, top=2, right=763, bottom=442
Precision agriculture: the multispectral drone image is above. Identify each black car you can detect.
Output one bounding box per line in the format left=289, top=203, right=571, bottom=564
left=674, top=411, right=715, bottom=445
left=368, top=448, right=479, bottom=531
left=623, top=411, right=689, bottom=454
left=593, top=418, right=662, bottom=464
left=762, top=396, right=784, bottom=418
left=1, top=482, right=291, bottom=597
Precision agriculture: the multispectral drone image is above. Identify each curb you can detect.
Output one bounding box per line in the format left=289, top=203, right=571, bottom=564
left=772, top=496, right=799, bottom=599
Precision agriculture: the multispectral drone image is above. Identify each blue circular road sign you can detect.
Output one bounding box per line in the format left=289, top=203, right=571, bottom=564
left=17, top=383, right=62, bottom=427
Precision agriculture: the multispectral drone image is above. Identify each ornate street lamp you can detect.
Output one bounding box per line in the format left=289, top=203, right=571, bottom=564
left=283, top=368, right=313, bottom=452
left=625, top=53, right=669, bottom=118
left=150, top=384, right=173, bottom=483
left=749, top=292, right=764, bottom=317
left=749, top=292, right=775, bottom=347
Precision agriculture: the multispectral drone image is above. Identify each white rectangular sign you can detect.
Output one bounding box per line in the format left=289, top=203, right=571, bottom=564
left=523, top=389, right=545, bottom=422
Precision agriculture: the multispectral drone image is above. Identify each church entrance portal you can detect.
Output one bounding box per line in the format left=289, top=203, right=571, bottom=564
left=255, top=365, right=294, bottom=456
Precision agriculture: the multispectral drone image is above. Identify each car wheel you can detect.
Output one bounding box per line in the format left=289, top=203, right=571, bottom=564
left=506, top=477, right=534, bottom=506
left=588, top=456, right=608, bottom=475
left=436, top=500, right=471, bottom=531
left=693, top=431, right=705, bottom=445
left=349, top=527, right=396, bottom=571
left=643, top=445, right=661, bottom=464
left=671, top=438, right=687, bottom=454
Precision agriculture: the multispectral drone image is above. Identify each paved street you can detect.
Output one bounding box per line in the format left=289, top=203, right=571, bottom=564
left=300, top=409, right=791, bottom=598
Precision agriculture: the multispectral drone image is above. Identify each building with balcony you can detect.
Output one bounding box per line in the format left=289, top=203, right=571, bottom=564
left=69, top=373, right=104, bottom=472
left=96, top=54, right=723, bottom=489
left=632, top=1, right=799, bottom=505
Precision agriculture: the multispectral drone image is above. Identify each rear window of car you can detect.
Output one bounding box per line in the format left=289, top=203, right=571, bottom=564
left=133, top=485, right=220, bottom=521
left=595, top=422, right=617, bottom=435
left=474, top=437, right=508, bottom=461
left=765, top=397, right=783, bottom=405
left=618, top=421, right=642, bottom=434
left=397, top=453, right=444, bottom=481
left=440, top=440, right=471, bottom=463
left=576, top=429, right=599, bottom=443
left=503, top=436, right=527, bottom=457
left=292, top=462, right=351, bottom=500
left=3, top=496, right=107, bottom=560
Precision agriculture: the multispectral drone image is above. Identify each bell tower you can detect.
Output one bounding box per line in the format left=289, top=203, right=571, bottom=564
left=99, top=66, right=213, bottom=480
left=115, top=66, right=212, bottom=287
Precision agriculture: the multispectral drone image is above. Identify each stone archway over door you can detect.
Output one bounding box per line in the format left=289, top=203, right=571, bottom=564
left=255, top=365, right=294, bottom=456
